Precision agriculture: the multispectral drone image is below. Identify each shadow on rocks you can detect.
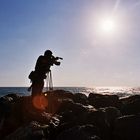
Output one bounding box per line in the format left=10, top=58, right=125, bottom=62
left=56, top=124, right=101, bottom=140
left=120, top=95, right=140, bottom=115
left=113, top=114, right=140, bottom=140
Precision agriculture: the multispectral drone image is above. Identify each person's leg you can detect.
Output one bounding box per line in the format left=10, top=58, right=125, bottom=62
left=31, top=80, right=44, bottom=96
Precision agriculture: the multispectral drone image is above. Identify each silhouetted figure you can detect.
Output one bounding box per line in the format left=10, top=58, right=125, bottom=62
left=28, top=50, right=62, bottom=97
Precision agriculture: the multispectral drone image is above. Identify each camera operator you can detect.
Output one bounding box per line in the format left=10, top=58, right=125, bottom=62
left=28, top=50, right=62, bottom=97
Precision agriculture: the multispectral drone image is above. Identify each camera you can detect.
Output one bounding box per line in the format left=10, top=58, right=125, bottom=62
left=54, top=57, right=63, bottom=66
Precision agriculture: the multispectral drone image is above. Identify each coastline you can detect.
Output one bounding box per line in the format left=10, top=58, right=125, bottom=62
left=0, top=89, right=140, bottom=139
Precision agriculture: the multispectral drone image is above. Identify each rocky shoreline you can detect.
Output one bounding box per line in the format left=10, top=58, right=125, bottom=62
left=0, top=90, right=140, bottom=140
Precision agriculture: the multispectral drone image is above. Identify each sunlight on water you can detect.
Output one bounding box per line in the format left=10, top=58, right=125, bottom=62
left=0, top=86, right=140, bottom=98
left=92, top=86, right=140, bottom=98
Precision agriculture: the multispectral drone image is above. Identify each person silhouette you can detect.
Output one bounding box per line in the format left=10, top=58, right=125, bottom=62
left=28, top=50, right=62, bottom=97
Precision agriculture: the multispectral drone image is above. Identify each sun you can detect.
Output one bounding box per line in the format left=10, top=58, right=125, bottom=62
left=100, top=17, right=116, bottom=34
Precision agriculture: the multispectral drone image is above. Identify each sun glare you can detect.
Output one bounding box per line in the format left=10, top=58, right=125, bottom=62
left=100, top=18, right=116, bottom=34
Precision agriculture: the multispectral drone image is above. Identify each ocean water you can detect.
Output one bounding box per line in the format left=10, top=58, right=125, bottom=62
left=0, top=87, right=140, bottom=98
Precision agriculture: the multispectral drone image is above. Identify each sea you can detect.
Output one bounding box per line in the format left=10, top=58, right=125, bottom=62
left=0, top=87, right=140, bottom=98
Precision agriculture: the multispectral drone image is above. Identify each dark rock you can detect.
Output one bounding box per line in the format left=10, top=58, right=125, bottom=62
left=100, top=107, right=122, bottom=127
left=44, top=90, right=74, bottom=100
left=0, top=96, right=12, bottom=118
left=0, top=95, right=51, bottom=139
left=56, top=99, right=89, bottom=123
left=100, top=107, right=122, bottom=140
left=50, top=98, right=111, bottom=140
left=113, top=114, right=140, bottom=140
left=45, top=90, right=74, bottom=114
left=88, top=93, right=120, bottom=108
left=73, top=93, right=88, bottom=105
left=45, top=115, right=61, bottom=140
left=4, top=93, right=21, bottom=101
left=56, top=125, right=101, bottom=140
left=120, top=95, right=140, bottom=115
left=2, top=91, right=140, bottom=140
left=4, top=121, right=48, bottom=140
left=85, top=109, right=110, bottom=140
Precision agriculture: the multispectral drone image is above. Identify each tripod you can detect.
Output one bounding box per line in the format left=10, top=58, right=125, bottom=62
left=45, top=70, right=53, bottom=91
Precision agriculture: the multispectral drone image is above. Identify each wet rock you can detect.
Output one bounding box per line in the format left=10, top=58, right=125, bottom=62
left=113, top=114, right=140, bottom=140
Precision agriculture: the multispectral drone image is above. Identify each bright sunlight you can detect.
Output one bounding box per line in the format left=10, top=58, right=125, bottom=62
left=99, top=17, right=116, bottom=34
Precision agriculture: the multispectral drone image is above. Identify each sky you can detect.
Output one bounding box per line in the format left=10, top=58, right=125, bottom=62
left=0, top=0, right=140, bottom=87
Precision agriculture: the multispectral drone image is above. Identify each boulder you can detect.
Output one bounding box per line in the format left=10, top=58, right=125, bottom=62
left=88, top=93, right=121, bottom=108
left=44, top=90, right=74, bottom=100
left=100, top=107, right=122, bottom=127
left=56, top=125, right=101, bottom=140
left=73, top=93, right=88, bottom=105
left=85, top=109, right=110, bottom=140
left=45, top=115, right=61, bottom=140
left=113, top=114, right=140, bottom=140
left=120, top=95, right=140, bottom=115
left=56, top=99, right=89, bottom=123
left=0, top=95, right=51, bottom=139
left=100, top=107, right=122, bottom=140
left=4, top=121, right=48, bottom=140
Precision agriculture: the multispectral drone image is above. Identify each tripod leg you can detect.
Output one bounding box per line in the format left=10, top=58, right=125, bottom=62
left=46, top=72, right=49, bottom=91
left=49, top=71, right=53, bottom=90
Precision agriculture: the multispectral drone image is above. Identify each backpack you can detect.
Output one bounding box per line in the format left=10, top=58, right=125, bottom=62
left=28, top=71, right=46, bottom=81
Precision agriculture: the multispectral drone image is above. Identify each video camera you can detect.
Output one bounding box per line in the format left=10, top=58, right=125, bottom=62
left=53, top=56, right=63, bottom=66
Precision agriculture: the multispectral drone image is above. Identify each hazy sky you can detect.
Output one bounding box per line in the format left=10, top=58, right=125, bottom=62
left=0, top=0, right=140, bottom=87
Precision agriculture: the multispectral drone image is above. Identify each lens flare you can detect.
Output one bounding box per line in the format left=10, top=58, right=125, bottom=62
left=32, top=95, right=48, bottom=110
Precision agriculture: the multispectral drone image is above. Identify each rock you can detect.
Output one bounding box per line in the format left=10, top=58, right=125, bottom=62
left=120, top=95, right=140, bottom=115
left=56, top=99, right=89, bottom=123
left=56, top=125, right=101, bottom=140
left=0, top=95, right=51, bottom=139
left=44, top=90, right=74, bottom=100
left=2, top=91, right=140, bottom=140
left=0, top=95, right=21, bottom=139
left=73, top=93, right=88, bottom=105
left=100, top=107, right=122, bottom=140
left=4, top=121, right=48, bottom=140
left=47, top=98, right=111, bottom=140
left=113, top=114, right=140, bottom=140
left=85, top=109, right=110, bottom=140
left=100, top=107, right=122, bottom=127
left=44, top=90, right=74, bottom=114
left=4, top=93, right=21, bottom=101
left=88, top=93, right=121, bottom=108
left=45, top=115, right=61, bottom=140
left=0, top=96, right=12, bottom=118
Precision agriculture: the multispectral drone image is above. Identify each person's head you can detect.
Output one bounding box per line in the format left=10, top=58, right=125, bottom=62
left=44, top=50, right=52, bottom=56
